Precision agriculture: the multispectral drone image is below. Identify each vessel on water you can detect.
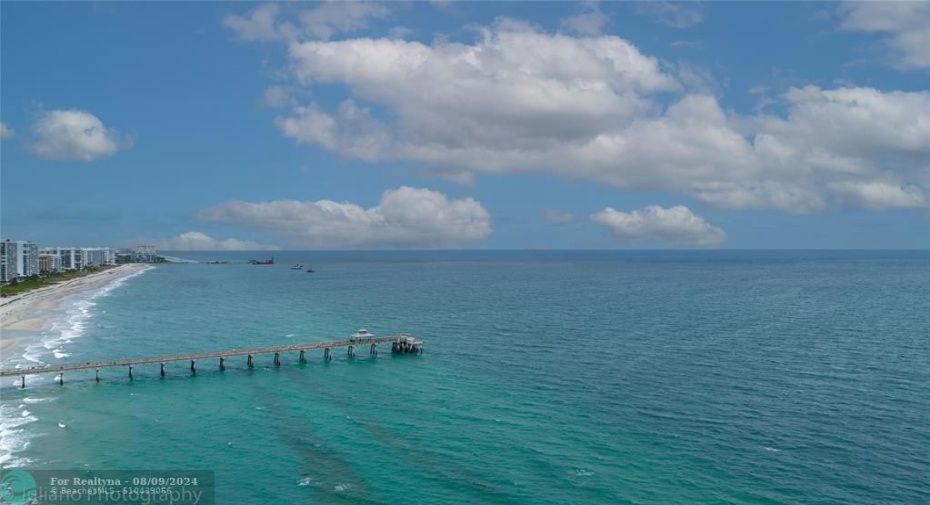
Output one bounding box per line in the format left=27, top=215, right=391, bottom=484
left=249, top=256, right=274, bottom=265
left=350, top=328, right=374, bottom=341
left=291, top=264, right=303, bottom=270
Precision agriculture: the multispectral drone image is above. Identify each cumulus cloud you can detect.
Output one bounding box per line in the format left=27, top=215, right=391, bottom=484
left=299, top=1, right=389, bottom=40
left=232, top=16, right=930, bottom=214
left=29, top=109, right=129, bottom=162
left=223, top=4, right=290, bottom=41
left=545, top=209, right=576, bottom=224
left=840, top=1, right=930, bottom=69
left=224, top=2, right=389, bottom=42
left=639, top=2, right=705, bottom=29
left=828, top=181, right=926, bottom=209
left=590, top=205, right=725, bottom=247
left=275, top=19, right=678, bottom=157
left=199, top=186, right=491, bottom=248
left=561, top=1, right=608, bottom=36
left=262, top=86, right=294, bottom=109
left=136, top=232, right=280, bottom=251
left=0, top=122, right=14, bottom=139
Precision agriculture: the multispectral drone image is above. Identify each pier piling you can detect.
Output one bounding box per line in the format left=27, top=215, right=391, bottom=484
left=347, top=345, right=355, bottom=358
left=58, top=373, right=63, bottom=385
left=370, top=343, right=377, bottom=356
left=324, top=348, right=331, bottom=361
left=20, top=375, right=25, bottom=389
left=219, top=357, right=226, bottom=371
left=274, top=352, right=281, bottom=367
left=299, top=350, right=306, bottom=363
left=96, top=368, right=100, bottom=382
left=129, top=366, right=134, bottom=380
left=160, top=363, right=166, bottom=377
left=190, top=360, right=197, bottom=374
left=247, top=354, right=254, bottom=368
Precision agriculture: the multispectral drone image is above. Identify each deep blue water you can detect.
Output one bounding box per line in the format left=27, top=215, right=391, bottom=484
left=2, top=250, right=928, bottom=504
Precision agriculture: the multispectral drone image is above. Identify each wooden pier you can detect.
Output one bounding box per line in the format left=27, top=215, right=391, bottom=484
left=1, top=334, right=423, bottom=387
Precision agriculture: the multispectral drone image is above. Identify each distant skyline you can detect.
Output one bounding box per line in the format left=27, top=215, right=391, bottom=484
left=1, top=2, right=928, bottom=249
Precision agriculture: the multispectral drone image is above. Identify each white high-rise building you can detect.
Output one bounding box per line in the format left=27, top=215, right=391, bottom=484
left=44, top=247, right=82, bottom=271
left=1, top=239, right=39, bottom=281
left=0, top=240, right=16, bottom=283
left=22, top=242, right=39, bottom=276
left=81, top=248, right=114, bottom=268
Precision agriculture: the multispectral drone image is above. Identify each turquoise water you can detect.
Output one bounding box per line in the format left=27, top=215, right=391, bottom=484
left=2, top=251, right=928, bottom=504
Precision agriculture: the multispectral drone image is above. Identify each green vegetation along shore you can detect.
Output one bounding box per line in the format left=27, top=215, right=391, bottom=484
left=0, top=266, right=117, bottom=297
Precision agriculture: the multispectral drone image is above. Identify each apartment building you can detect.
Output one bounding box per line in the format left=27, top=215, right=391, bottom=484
left=1, top=239, right=40, bottom=282
left=42, top=247, right=82, bottom=271
left=81, top=248, right=114, bottom=268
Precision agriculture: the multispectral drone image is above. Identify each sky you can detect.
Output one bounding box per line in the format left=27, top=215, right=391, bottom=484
left=1, top=1, right=928, bottom=250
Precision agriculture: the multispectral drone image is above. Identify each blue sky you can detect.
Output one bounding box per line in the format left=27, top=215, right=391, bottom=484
left=1, top=1, right=928, bottom=250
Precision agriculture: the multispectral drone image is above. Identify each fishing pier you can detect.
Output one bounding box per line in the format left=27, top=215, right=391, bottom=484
left=1, top=334, right=423, bottom=387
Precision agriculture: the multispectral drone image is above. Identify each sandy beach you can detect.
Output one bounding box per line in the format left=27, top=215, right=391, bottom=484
left=0, top=264, right=151, bottom=337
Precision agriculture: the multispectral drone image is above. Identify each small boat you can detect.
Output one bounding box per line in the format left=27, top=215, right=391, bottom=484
left=306, top=267, right=315, bottom=273
left=350, top=328, right=374, bottom=341
left=291, top=264, right=303, bottom=270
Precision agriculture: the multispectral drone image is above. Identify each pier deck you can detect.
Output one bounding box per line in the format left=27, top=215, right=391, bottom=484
left=0, top=335, right=423, bottom=384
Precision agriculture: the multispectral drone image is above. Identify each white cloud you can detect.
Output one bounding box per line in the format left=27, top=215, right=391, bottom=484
left=274, top=100, right=390, bottom=162
left=278, top=20, right=678, bottom=156
left=224, top=2, right=389, bottom=42
left=760, top=86, right=930, bottom=163
left=561, top=1, right=608, bottom=36
left=639, top=2, right=705, bottom=29
left=138, top=232, right=280, bottom=251
left=590, top=205, right=725, bottom=246
left=545, top=209, right=576, bottom=224
left=0, top=122, right=14, bottom=139
left=237, top=17, right=929, bottom=214
left=829, top=181, right=926, bottom=209
left=29, top=109, right=129, bottom=162
left=199, top=186, right=491, bottom=248
left=840, top=1, right=930, bottom=69
left=299, top=1, right=389, bottom=40
left=223, top=4, right=292, bottom=41
left=262, top=86, right=294, bottom=108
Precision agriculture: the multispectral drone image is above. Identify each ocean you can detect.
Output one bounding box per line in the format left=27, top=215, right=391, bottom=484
left=1, top=250, right=928, bottom=504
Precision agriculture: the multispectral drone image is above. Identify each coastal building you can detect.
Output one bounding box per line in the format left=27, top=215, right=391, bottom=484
left=39, top=254, right=54, bottom=273
left=117, top=246, right=158, bottom=263
left=81, top=248, right=114, bottom=267
left=134, top=245, right=157, bottom=263
left=43, top=247, right=83, bottom=271
left=0, top=239, right=40, bottom=282
left=38, top=247, right=115, bottom=272
left=0, top=240, right=13, bottom=283
left=22, top=242, right=39, bottom=277
left=40, top=248, right=61, bottom=273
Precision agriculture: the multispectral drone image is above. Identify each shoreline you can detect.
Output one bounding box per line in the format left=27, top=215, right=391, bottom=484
left=0, top=264, right=152, bottom=335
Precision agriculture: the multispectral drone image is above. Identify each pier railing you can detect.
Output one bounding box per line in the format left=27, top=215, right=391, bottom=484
left=1, top=334, right=423, bottom=386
